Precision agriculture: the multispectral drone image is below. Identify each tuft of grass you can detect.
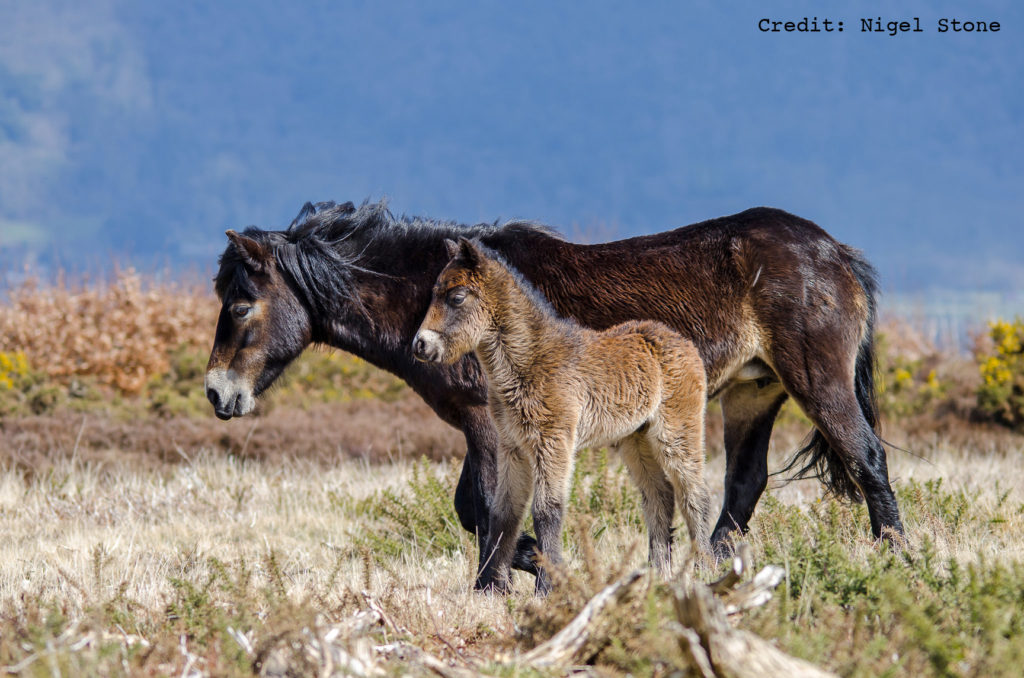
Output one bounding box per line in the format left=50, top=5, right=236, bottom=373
left=354, top=457, right=470, bottom=559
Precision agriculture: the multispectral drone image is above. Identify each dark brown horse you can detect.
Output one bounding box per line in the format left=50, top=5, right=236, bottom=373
left=205, top=200, right=904, bottom=575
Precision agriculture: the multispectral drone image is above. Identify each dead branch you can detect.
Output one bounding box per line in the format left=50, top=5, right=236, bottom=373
left=520, top=568, right=648, bottom=667
left=673, top=574, right=836, bottom=678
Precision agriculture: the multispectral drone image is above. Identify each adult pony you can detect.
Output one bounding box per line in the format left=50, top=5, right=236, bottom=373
left=205, top=199, right=904, bottom=573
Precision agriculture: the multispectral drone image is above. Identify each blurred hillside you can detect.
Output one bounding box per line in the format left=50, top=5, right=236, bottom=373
left=1, top=3, right=1022, bottom=290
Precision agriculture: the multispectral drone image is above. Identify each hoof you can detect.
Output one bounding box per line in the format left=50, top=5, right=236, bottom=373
left=511, top=534, right=540, bottom=576
left=474, top=575, right=512, bottom=595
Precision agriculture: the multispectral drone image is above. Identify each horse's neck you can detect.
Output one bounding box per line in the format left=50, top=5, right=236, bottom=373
left=475, top=275, right=571, bottom=398
left=319, top=273, right=433, bottom=381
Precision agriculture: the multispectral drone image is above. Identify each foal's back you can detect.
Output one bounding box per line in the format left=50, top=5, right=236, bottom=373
left=572, top=320, right=706, bottom=450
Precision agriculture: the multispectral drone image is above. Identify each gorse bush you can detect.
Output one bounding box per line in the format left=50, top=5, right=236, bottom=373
left=354, top=458, right=468, bottom=559
left=876, top=327, right=947, bottom=420
left=0, top=349, right=70, bottom=416
left=0, top=350, right=29, bottom=390
left=745, top=479, right=1024, bottom=677
left=976, top=318, right=1024, bottom=430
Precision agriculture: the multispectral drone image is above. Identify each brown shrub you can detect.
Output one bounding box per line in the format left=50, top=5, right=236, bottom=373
left=0, top=268, right=217, bottom=393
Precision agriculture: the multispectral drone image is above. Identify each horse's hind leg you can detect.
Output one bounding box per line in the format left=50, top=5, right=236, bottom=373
left=770, top=343, right=904, bottom=543
left=618, top=435, right=676, bottom=573
left=711, top=380, right=788, bottom=558
left=651, top=420, right=712, bottom=559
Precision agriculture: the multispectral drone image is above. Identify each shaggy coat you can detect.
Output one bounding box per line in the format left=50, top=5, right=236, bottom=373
left=413, top=238, right=710, bottom=593
left=205, top=200, right=904, bottom=577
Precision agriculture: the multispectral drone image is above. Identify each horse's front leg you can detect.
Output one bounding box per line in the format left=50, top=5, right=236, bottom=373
left=475, top=443, right=533, bottom=593
left=531, top=435, right=574, bottom=595
left=462, top=408, right=539, bottom=577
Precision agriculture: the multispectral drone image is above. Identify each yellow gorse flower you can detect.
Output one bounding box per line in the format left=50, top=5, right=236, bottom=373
left=0, top=350, right=29, bottom=390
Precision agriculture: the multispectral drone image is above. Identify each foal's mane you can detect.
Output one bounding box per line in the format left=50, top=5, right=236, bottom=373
left=215, top=199, right=561, bottom=321
left=468, top=241, right=569, bottom=327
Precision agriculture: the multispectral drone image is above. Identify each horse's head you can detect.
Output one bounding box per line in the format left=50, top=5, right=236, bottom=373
left=412, top=237, right=494, bottom=365
left=205, top=229, right=313, bottom=419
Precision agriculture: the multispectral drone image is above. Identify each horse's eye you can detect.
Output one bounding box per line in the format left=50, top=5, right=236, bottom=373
left=447, top=290, right=467, bottom=307
left=234, top=305, right=252, bottom=318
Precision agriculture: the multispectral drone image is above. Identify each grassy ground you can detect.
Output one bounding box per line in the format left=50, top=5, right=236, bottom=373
left=3, top=271, right=1024, bottom=676
left=2, top=421, right=1023, bottom=676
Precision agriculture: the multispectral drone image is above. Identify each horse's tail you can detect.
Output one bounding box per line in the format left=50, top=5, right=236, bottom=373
left=784, top=248, right=879, bottom=502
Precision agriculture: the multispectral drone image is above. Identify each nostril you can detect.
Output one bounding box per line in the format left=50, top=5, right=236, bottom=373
left=414, top=337, right=425, bottom=356
left=206, top=387, right=219, bottom=407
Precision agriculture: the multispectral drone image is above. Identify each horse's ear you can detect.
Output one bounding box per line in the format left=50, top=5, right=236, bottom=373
left=226, top=230, right=270, bottom=272
left=457, top=237, right=483, bottom=268
left=443, top=238, right=460, bottom=259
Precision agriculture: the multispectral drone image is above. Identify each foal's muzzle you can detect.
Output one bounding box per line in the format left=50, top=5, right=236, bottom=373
left=411, top=329, right=443, bottom=363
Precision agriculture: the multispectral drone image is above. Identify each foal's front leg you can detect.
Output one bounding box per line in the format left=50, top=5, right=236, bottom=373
left=476, top=444, right=533, bottom=593
left=532, top=435, right=575, bottom=595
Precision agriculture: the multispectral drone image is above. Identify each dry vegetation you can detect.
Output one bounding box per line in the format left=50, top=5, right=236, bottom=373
left=2, top=270, right=1024, bottom=677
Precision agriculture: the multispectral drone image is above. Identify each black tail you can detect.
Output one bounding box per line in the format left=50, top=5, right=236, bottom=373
left=783, top=248, right=880, bottom=502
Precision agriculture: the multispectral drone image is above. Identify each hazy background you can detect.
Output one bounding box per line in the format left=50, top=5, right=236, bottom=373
left=1, top=1, right=1021, bottom=321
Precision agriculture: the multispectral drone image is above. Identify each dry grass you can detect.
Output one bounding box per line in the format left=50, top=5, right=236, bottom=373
left=4, top=269, right=1024, bottom=676
left=2, top=429, right=1024, bottom=676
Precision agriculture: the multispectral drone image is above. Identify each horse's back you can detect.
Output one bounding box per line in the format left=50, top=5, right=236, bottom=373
left=504, top=207, right=872, bottom=393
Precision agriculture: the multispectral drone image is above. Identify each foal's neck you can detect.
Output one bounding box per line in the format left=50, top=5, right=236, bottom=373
left=475, top=267, right=576, bottom=393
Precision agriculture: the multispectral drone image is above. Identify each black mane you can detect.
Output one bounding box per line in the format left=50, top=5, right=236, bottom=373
left=215, top=199, right=561, bottom=323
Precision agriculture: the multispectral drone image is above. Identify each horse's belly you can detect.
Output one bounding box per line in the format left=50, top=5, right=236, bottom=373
left=577, top=401, right=651, bottom=450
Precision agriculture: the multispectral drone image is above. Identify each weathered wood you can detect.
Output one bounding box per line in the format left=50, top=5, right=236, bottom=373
left=520, top=568, right=648, bottom=667
left=674, top=577, right=836, bottom=678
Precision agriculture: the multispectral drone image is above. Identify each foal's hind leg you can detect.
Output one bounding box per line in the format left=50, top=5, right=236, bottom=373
left=650, top=418, right=712, bottom=559
left=618, top=435, right=676, bottom=573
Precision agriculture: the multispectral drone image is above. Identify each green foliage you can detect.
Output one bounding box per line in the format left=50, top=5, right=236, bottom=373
left=568, top=447, right=644, bottom=531
left=0, top=350, right=71, bottom=415
left=0, top=546, right=369, bottom=677
left=354, top=457, right=468, bottom=558
left=739, top=480, right=1024, bottom=677
left=145, top=344, right=212, bottom=417
left=275, top=350, right=408, bottom=404
left=509, top=477, right=1024, bottom=677
left=976, top=318, right=1024, bottom=430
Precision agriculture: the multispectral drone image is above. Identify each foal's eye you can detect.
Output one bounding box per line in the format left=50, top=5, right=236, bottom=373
left=233, top=305, right=252, bottom=319
left=447, top=290, right=467, bottom=307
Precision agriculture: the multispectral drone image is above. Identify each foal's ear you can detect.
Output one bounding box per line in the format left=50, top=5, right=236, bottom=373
left=226, top=230, right=270, bottom=272
left=457, top=237, right=483, bottom=268
left=443, top=238, right=460, bottom=260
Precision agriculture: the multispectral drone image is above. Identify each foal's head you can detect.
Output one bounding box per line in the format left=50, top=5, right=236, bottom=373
left=412, top=238, right=497, bottom=365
